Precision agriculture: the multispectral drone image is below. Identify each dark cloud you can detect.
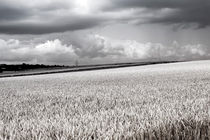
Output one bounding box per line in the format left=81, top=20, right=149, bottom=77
left=0, top=0, right=209, bottom=34
left=0, top=5, right=30, bottom=21
left=104, top=0, right=210, bottom=28
left=149, top=2, right=210, bottom=28
left=0, top=17, right=105, bottom=34
left=0, top=0, right=106, bottom=34
left=105, top=0, right=200, bottom=9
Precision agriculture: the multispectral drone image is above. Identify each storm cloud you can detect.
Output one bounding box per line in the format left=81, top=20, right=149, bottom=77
left=0, top=0, right=209, bottom=64
left=0, top=0, right=209, bottom=34
left=105, top=0, right=210, bottom=28
left=0, top=16, right=105, bottom=34
left=0, top=0, right=108, bottom=34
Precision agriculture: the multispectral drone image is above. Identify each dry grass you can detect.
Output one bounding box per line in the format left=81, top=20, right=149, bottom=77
left=0, top=61, right=210, bottom=139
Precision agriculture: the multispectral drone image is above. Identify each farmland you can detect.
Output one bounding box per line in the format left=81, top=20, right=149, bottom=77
left=0, top=60, right=209, bottom=139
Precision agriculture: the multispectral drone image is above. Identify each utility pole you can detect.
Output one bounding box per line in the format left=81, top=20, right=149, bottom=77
left=75, top=60, right=79, bottom=67
left=158, top=45, right=161, bottom=62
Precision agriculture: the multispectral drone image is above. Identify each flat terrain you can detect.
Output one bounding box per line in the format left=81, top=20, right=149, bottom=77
left=0, top=61, right=176, bottom=78
left=0, top=60, right=209, bottom=139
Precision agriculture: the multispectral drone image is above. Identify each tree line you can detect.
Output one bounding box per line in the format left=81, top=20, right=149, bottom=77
left=0, top=63, right=66, bottom=73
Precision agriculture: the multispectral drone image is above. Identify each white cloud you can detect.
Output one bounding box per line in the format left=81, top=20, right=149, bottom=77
left=0, top=39, right=77, bottom=64
left=0, top=35, right=209, bottom=65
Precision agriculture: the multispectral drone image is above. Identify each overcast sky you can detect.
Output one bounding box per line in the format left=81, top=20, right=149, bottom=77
left=0, top=0, right=210, bottom=65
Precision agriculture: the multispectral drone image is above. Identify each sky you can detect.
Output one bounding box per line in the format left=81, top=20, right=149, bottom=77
left=0, top=0, right=210, bottom=65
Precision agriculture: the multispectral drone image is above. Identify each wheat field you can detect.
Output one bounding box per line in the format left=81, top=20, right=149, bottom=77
left=0, top=60, right=210, bottom=140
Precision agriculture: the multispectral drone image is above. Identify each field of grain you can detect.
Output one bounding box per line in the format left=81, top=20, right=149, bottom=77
left=0, top=60, right=209, bottom=140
